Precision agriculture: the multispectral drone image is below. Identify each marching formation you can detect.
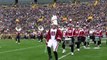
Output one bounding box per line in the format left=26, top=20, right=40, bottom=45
left=61, top=24, right=103, bottom=55
left=0, top=1, right=107, bottom=60
left=13, top=14, right=107, bottom=60
left=44, top=15, right=107, bottom=60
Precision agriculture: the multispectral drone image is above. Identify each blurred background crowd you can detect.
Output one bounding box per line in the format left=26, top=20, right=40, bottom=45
left=0, top=0, right=107, bottom=39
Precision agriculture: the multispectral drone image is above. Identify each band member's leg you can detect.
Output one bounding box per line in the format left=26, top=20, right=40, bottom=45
left=53, top=41, right=58, bottom=60
left=40, top=35, right=43, bottom=42
left=92, top=36, right=96, bottom=45
left=62, top=41, right=65, bottom=49
left=37, top=36, right=39, bottom=41
left=18, top=37, right=20, bottom=43
left=77, top=36, right=81, bottom=51
left=54, top=51, right=58, bottom=60
left=86, top=37, right=90, bottom=47
left=41, top=38, right=43, bottom=42
left=70, top=37, right=74, bottom=55
left=82, top=37, right=86, bottom=48
left=47, top=40, right=52, bottom=60
left=47, top=47, right=52, bottom=60
left=86, top=42, right=90, bottom=46
left=71, top=37, right=74, bottom=52
left=106, top=37, right=107, bottom=44
left=16, top=37, right=18, bottom=43
left=62, top=40, right=66, bottom=53
left=97, top=37, right=101, bottom=46
left=33, top=35, right=35, bottom=39
left=38, top=36, right=41, bottom=42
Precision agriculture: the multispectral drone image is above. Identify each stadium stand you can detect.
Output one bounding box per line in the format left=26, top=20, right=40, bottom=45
left=0, top=0, right=107, bottom=38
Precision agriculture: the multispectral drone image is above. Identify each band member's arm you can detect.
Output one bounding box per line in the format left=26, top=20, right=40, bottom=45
left=56, top=29, right=63, bottom=43
left=45, top=30, right=50, bottom=44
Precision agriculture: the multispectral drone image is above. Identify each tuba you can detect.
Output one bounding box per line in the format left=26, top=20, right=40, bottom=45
left=38, top=25, right=44, bottom=31
left=15, top=25, right=22, bottom=32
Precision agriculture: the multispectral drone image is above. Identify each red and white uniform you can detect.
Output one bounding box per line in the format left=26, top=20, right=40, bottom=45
left=79, top=29, right=85, bottom=37
left=63, top=30, right=67, bottom=37
left=106, top=31, right=107, bottom=37
left=16, top=32, right=20, bottom=37
left=46, top=28, right=62, bottom=51
left=84, top=29, right=89, bottom=36
left=89, top=29, right=95, bottom=36
left=66, top=27, right=74, bottom=37
left=37, top=31, right=42, bottom=36
left=95, top=30, right=103, bottom=37
left=73, top=29, right=79, bottom=37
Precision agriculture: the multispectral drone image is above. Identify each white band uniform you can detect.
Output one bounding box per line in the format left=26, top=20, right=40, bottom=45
left=47, top=39, right=58, bottom=51
left=47, top=29, right=59, bottom=51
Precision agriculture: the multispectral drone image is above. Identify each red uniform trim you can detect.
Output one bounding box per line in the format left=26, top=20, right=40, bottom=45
left=46, top=29, right=62, bottom=42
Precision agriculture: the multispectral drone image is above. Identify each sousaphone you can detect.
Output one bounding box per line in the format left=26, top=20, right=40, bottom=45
left=38, top=25, right=44, bottom=31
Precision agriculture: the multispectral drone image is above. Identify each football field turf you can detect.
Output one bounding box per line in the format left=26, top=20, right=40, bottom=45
left=0, top=39, right=107, bottom=60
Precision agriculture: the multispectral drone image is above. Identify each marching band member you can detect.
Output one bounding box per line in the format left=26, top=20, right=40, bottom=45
left=37, top=26, right=44, bottom=42
left=95, top=28, right=103, bottom=47
left=46, top=15, right=62, bottom=60
left=37, top=30, right=43, bottom=42
left=84, top=26, right=90, bottom=47
left=62, top=26, right=67, bottom=54
left=106, top=30, right=107, bottom=44
left=65, top=24, right=75, bottom=55
left=15, top=25, right=21, bottom=44
left=77, top=28, right=85, bottom=51
left=89, top=29, right=96, bottom=45
left=74, top=25, right=79, bottom=44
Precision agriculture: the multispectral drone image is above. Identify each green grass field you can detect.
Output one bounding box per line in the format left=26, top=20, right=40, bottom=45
left=0, top=39, right=107, bottom=60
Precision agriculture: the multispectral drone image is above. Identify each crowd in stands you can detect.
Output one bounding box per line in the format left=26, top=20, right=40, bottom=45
left=0, top=0, right=107, bottom=38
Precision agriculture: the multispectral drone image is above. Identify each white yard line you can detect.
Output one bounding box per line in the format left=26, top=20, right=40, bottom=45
left=58, top=47, right=83, bottom=60
left=58, top=40, right=107, bottom=60
left=58, top=45, right=101, bottom=60
left=58, top=52, right=71, bottom=60
left=0, top=45, right=43, bottom=54
left=58, top=49, right=77, bottom=60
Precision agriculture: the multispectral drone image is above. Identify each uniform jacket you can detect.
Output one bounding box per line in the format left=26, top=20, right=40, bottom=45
left=46, top=29, right=63, bottom=42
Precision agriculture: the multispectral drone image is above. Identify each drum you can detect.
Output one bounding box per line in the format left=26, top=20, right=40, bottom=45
left=86, top=36, right=90, bottom=42
left=95, top=36, right=100, bottom=42
left=65, top=38, right=71, bottom=46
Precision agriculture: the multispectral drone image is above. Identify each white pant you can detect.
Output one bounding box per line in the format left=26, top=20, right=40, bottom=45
left=47, top=39, right=58, bottom=51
